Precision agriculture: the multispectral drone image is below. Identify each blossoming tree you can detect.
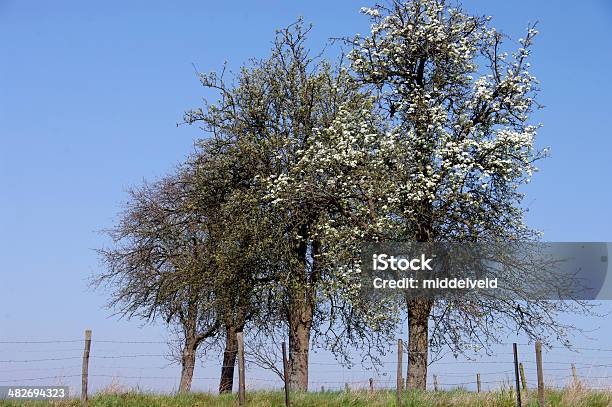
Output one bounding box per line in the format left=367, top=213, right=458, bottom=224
left=277, top=0, right=591, bottom=391
left=340, top=0, right=568, bottom=389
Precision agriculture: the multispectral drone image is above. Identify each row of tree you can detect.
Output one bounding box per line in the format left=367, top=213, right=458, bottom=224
left=94, top=0, right=588, bottom=394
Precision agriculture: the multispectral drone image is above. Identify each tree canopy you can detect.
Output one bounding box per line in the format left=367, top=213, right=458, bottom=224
left=95, top=0, right=594, bottom=394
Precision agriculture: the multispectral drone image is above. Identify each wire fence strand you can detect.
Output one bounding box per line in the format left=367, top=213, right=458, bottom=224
left=1, top=338, right=612, bottom=393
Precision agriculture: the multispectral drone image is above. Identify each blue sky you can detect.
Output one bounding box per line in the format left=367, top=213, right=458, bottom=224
left=1, top=0, right=611, bottom=394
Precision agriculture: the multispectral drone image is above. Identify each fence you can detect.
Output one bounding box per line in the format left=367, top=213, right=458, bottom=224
left=1, top=331, right=612, bottom=406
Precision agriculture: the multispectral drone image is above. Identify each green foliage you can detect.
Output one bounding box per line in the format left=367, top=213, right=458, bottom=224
left=95, top=0, right=597, bottom=394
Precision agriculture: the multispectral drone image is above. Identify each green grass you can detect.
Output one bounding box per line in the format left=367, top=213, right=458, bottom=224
left=1, top=388, right=610, bottom=407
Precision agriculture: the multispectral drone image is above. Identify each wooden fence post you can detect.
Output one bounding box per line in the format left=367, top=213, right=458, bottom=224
left=476, top=373, right=481, bottom=393
left=535, top=341, right=545, bottom=407
left=81, top=329, right=91, bottom=405
left=320, top=386, right=324, bottom=393
left=369, top=378, right=374, bottom=394
left=513, top=343, right=522, bottom=407
left=237, top=332, right=246, bottom=406
left=281, top=342, right=290, bottom=407
left=519, top=363, right=527, bottom=391
left=345, top=383, right=349, bottom=393
left=433, top=374, right=438, bottom=392
left=396, top=339, right=403, bottom=406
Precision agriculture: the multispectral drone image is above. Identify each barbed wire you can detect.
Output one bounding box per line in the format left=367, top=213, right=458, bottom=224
left=0, top=356, right=82, bottom=363
left=0, top=365, right=83, bottom=374
left=0, top=374, right=81, bottom=383
left=2, top=337, right=612, bottom=393
left=0, top=339, right=180, bottom=345
left=3, top=339, right=612, bottom=352
left=91, top=354, right=169, bottom=360
left=0, top=340, right=83, bottom=344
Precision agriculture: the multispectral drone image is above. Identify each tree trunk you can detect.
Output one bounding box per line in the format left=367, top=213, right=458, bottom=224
left=178, top=338, right=198, bottom=393
left=287, top=292, right=313, bottom=392
left=286, top=228, right=317, bottom=392
left=406, top=298, right=433, bottom=390
left=218, top=326, right=238, bottom=393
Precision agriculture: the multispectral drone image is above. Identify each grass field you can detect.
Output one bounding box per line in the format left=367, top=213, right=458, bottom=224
left=0, top=388, right=611, bottom=407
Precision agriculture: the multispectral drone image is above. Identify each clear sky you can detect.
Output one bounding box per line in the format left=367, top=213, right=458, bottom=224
left=1, top=0, right=611, bottom=394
